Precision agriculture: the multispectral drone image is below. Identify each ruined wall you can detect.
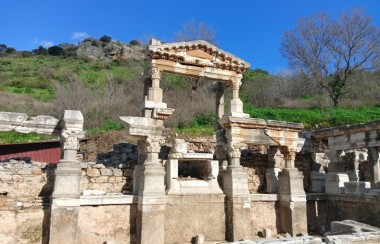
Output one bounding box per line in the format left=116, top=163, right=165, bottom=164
left=250, top=197, right=280, bottom=236
left=165, top=195, right=226, bottom=243
left=77, top=204, right=136, bottom=243
left=326, top=196, right=380, bottom=228
left=0, top=200, right=50, bottom=244
left=0, top=159, right=54, bottom=199
left=306, top=199, right=328, bottom=234
left=80, top=161, right=134, bottom=193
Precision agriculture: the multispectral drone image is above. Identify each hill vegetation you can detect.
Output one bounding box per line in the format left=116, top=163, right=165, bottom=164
left=0, top=27, right=379, bottom=144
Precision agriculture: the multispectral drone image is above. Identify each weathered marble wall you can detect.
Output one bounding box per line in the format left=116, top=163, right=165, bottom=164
left=164, top=195, right=226, bottom=243
left=77, top=205, right=137, bottom=243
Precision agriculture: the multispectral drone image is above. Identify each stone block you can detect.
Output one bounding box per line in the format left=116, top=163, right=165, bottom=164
left=195, top=234, right=205, bottom=244
left=263, top=228, right=271, bottom=238
left=310, top=171, right=326, bottom=193
left=278, top=168, right=305, bottom=195
left=266, top=168, right=280, bottom=193
left=100, top=168, right=112, bottom=176
left=325, top=172, right=349, bottom=194
left=95, top=176, right=109, bottom=183
left=344, top=182, right=366, bottom=195
left=86, top=168, right=100, bottom=177
left=12, top=175, right=23, bottom=182
left=0, top=174, right=12, bottom=181
left=17, top=169, right=32, bottom=175
left=112, top=169, right=123, bottom=177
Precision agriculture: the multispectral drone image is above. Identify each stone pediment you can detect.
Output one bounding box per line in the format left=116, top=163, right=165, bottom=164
left=148, top=39, right=250, bottom=73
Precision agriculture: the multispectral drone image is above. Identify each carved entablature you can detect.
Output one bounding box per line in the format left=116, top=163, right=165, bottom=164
left=148, top=39, right=250, bottom=75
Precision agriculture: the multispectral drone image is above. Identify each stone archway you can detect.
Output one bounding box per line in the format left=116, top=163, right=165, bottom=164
left=121, top=39, right=307, bottom=243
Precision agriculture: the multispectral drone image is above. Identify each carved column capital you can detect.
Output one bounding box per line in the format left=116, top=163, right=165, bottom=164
left=151, top=67, right=162, bottom=81
left=61, top=130, right=85, bottom=150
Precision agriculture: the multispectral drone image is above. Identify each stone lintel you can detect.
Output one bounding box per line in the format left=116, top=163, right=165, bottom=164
left=169, top=152, right=213, bottom=160
left=312, top=120, right=380, bottom=140
left=279, top=194, right=307, bottom=202
left=250, top=193, right=278, bottom=202
left=120, top=116, right=164, bottom=137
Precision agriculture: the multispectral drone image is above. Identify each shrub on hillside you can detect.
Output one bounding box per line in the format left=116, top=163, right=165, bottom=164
left=48, top=46, right=65, bottom=56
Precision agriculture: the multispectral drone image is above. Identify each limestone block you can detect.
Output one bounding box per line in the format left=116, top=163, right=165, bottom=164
left=310, top=171, right=326, bottom=193
left=15, top=115, right=60, bottom=134
left=62, top=110, right=84, bottom=131
left=344, top=182, right=366, bottom=196
left=278, top=168, right=305, bottom=196
left=86, top=168, right=100, bottom=177
left=95, top=176, right=109, bottom=183
left=325, top=172, right=349, bottom=194
left=0, top=112, right=27, bottom=131
left=112, top=169, right=123, bottom=177
left=100, top=168, right=112, bottom=176
left=222, top=166, right=250, bottom=196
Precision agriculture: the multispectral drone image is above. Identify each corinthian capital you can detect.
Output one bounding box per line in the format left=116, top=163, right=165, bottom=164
left=61, top=129, right=85, bottom=150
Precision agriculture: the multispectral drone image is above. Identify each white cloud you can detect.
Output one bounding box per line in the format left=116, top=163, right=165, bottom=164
left=41, top=41, right=54, bottom=48
left=34, top=38, right=54, bottom=48
left=71, top=32, right=89, bottom=41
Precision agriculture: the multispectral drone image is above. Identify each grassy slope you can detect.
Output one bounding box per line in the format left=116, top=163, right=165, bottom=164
left=1, top=55, right=380, bottom=143
left=0, top=56, right=142, bottom=101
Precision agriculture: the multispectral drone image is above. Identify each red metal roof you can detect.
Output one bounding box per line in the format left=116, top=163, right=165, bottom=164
left=0, top=141, right=61, bottom=163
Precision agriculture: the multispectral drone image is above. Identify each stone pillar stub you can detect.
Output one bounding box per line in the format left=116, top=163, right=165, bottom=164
left=310, top=171, right=326, bottom=193
left=49, top=204, right=79, bottom=244
left=226, top=195, right=252, bottom=241
left=368, top=147, right=380, bottom=189
left=278, top=168, right=308, bottom=236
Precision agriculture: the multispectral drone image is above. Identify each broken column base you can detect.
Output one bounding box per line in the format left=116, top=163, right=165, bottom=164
left=325, top=172, right=349, bottom=194
left=278, top=168, right=308, bottom=237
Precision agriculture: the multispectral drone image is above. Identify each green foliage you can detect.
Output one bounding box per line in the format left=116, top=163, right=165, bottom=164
left=48, top=46, right=64, bottom=56
left=244, top=107, right=380, bottom=129
left=6, top=47, right=16, bottom=54
left=86, top=120, right=124, bottom=136
left=0, top=132, right=55, bottom=144
left=99, top=35, right=112, bottom=43
left=21, top=51, right=32, bottom=58
left=129, top=40, right=141, bottom=46
left=32, top=46, right=48, bottom=55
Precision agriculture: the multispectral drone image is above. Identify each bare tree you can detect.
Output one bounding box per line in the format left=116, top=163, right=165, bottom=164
left=174, top=20, right=217, bottom=98
left=174, top=19, right=217, bottom=45
left=281, top=8, right=380, bottom=106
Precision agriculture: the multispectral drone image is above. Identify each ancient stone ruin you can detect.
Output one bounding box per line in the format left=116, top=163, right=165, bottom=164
left=1, top=40, right=380, bottom=244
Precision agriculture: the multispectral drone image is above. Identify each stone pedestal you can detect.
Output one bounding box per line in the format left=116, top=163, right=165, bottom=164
left=222, top=165, right=250, bottom=196
left=325, top=172, right=349, bottom=194
left=278, top=168, right=308, bottom=236
left=222, top=165, right=251, bottom=241
left=50, top=199, right=80, bottom=244
left=347, top=170, right=359, bottom=182
left=310, top=171, right=326, bottom=193
left=344, top=182, right=366, bottom=196
left=226, top=195, right=251, bottom=241
left=52, top=159, right=81, bottom=198
left=266, top=168, right=281, bottom=193
left=136, top=164, right=166, bottom=244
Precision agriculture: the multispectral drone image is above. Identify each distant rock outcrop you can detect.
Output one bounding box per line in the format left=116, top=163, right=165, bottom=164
left=76, top=38, right=146, bottom=60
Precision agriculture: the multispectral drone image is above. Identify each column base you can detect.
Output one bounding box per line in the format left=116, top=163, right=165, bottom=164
left=222, top=165, right=250, bottom=196
left=325, top=172, right=349, bottom=194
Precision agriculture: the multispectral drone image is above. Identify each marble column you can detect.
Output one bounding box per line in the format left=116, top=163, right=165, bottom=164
left=50, top=110, right=85, bottom=244
left=223, top=142, right=251, bottom=241
left=278, top=148, right=308, bottom=236
left=136, top=136, right=166, bottom=244
left=227, top=77, right=249, bottom=118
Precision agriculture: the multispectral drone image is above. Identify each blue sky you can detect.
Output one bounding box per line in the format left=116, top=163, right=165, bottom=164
left=1, top=0, right=380, bottom=73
